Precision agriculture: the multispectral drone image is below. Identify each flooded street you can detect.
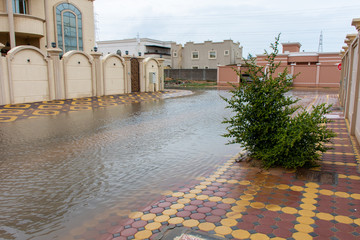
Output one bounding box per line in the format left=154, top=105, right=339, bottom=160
left=0, top=90, right=241, bottom=240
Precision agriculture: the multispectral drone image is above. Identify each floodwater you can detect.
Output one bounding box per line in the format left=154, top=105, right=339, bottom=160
left=0, top=90, right=241, bottom=240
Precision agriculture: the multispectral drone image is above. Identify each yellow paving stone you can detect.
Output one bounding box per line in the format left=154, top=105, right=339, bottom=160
left=231, top=205, right=247, bottom=212
left=244, top=189, right=257, bottom=195
left=240, top=194, right=254, bottom=201
left=209, top=196, right=223, bottom=202
left=145, top=222, right=161, bottom=231
left=162, top=190, right=173, bottom=195
left=227, top=179, right=238, bottom=184
left=200, top=181, right=212, bottom=186
left=277, top=184, right=290, bottom=190
left=182, top=219, right=199, bottom=227
left=232, top=229, right=250, bottom=239
left=162, top=209, right=177, bottom=215
left=222, top=198, right=236, bottom=204
left=226, top=212, right=243, bottom=219
left=250, top=233, right=270, bottom=240
left=183, top=193, right=197, bottom=198
left=221, top=218, right=238, bottom=227
left=301, top=198, right=317, bottom=204
left=236, top=200, right=250, bottom=206
left=189, top=189, right=202, bottom=194
left=263, top=182, right=275, bottom=188
left=354, top=218, right=360, bottom=226
left=298, top=210, right=315, bottom=217
left=335, top=191, right=350, bottom=198
left=214, top=226, right=232, bottom=235
left=248, top=185, right=260, bottom=191
left=316, top=212, right=334, bottom=221
left=319, top=189, right=334, bottom=196
left=351, top=193, right=360, bottom=200
left=172, top=192, right=185, bottom=197
left=196, top=195, right=209, bottom=200
left=129, top=211, right=143, bottom=219
left=282, top=207, right=298, bottom=214
left=303, top=193, right=318, bottom=199
left=154, top=215, right=170, bottom=222
left=216, top=178, right=227, bottom=183
left=134, top=230, right=152, bottom=239
left=349, top=175, right=360, bottom=180
left=292, top=232, right=312, bottom=240
left=335, top=216, right=353, bottom=224
left=290, top=186, right=304, bottom=192
left=250, top=202, right=265, bottom=209
left=170, top=204, right=185, bottom=210
left=294, top=224, right=313, bottom=233
left=305, top=182, right=319, bottom=188
left=300, top=204, right=316, bottom=211
left=239, top=180, right=251, bottom=185
left=205, top=177, right=217, bottom=182
left=168, top=217, right=184, bottom=224
left=296, top=216, right=315, bottom=225
left=178, top=198, right=191, bottom=204
left=304, top=188, right=319, bottom=193
left=195, top=185, right=207, bottom=189
left=141, top=213, right=157, bottom=221
left=266, top=204, right=281, bottom=211
left=338, top=174, right=347, bottom=179
left=198, top=222, right=216, bottom=231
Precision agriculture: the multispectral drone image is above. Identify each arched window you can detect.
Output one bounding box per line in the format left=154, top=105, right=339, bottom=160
left=56, top=3, right=83, bottom=54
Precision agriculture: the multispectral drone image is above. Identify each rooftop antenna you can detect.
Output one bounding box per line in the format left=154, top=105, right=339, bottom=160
left=318, top=31, right=323, bottom=52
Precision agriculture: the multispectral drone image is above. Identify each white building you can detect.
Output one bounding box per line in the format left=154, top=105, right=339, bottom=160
left=97, top=38, right=172, bottom=67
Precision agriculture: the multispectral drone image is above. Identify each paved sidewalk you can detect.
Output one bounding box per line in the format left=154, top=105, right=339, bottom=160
left=0, top=90, right=193, bottom=123
left=60, top=91, right=360, bottom=240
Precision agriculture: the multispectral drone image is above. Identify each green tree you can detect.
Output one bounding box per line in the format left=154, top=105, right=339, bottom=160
left=222, top=35, right=336, bottom=169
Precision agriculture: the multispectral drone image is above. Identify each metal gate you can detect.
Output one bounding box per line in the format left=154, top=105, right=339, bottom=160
left=131, top=58, right=140, bottom=92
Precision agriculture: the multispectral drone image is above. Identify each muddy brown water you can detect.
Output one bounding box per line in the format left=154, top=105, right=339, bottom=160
left=0, top=90, right=241, bottom=240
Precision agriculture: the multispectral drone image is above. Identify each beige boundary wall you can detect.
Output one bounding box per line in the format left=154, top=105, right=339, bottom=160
left=339, top=18, right=360, bottom=144
left=0, top=45, right=165, bottom=105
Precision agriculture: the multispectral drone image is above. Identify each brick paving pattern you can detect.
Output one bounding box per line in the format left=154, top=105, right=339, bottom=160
left=3, top=89, right=359, bottom=240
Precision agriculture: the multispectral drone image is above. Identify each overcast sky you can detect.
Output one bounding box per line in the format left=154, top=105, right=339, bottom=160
left=93, top=0, right=360, bottom=56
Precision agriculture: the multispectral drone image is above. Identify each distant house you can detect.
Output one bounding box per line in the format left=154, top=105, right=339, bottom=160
left=217, top=42, right=341, bottom=87
left=97, top=38, right=172, bottom=67
left=171, top=40, right=243, bottom=69
left=256, top=42, right=341, bottom=88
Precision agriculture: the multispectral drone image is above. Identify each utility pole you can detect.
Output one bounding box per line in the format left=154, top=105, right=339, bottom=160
left=318, top=31, right=323, bottom=52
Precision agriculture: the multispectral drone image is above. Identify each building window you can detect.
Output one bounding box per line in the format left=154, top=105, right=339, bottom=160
left=173, top=51, right=177, bottom=57
left=224, top=50, right=229, bottom=55
left=192, top=66, right=199, bottom=69
left=12, top=0, right=28, bottom=14
left=204, top=66, right=209, bottom=69
left=191, top=51, right=199, bottom=59
left=209, top=51, right=216, bottom=59
left=56, top=3, right=83, bottom=54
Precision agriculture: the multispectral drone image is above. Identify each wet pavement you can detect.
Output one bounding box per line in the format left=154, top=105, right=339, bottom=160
left=1, top=88, right=360, bottom=240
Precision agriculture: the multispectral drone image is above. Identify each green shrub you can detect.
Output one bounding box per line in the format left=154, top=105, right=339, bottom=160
left=222, top=35, right=336, bottom=169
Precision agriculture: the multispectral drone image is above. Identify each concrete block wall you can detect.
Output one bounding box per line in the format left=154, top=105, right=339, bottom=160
left=0, top=45, right=164, bottom=105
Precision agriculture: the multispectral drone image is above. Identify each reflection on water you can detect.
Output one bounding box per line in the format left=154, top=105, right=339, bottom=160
left=0, top=90, right=240, bottom=240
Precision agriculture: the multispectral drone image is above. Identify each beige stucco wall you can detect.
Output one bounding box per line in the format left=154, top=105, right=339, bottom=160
left=63, top=51, right=93, bottom=99
left=144, top=58, right=159, bottom=92
left=8, top=47, right=50, bottom=103
left=102, top=54, right=126, bottom=95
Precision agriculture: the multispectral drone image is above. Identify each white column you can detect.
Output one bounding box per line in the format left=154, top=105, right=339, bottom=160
left=7, top=0, right=16, bottom=48
left=44, top=0, right=52, bottom=48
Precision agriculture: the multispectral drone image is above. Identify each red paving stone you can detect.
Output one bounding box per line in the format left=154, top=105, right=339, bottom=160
left=59, top=90, right=360, bottom=240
